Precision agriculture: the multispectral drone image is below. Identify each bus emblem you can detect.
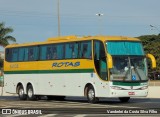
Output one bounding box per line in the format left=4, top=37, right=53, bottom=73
left=132, top=75, right=136, bottom=81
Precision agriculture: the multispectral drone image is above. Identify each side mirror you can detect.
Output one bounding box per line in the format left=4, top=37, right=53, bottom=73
left=107, top=53, right=113, bottom=69
left=146, top=54, right=156, bottom=69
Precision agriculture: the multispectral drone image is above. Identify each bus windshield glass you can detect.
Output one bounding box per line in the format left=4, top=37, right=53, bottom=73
left=106, top=41, right=148, bottom=82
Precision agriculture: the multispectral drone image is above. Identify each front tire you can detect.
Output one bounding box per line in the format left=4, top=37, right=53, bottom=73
left=27, top=85, right=36, bottom=100
left=119, top=97, right=130, bottom=102
left=87, top=85, right=98, bottom=103
left=17, top=85, right=27, bottom=100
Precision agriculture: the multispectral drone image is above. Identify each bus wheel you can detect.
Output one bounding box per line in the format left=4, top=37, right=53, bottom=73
left=119, top=97, right=130, bottom=102
left=27, top=85, right=36, bottom=101
left=17, top=85, right=27, bottom=100
left=87, top=85, right=98, bottom=103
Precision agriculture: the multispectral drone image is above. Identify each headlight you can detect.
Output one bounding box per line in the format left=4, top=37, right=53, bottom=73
left=110, top=86, right=123, bottom=90
left=139, top=86, right=148, bottom=90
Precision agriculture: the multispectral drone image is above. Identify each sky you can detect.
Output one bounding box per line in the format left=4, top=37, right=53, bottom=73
left=0, top=0, right=160, bottom=47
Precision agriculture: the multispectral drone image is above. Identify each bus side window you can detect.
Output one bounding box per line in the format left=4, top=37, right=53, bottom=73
left=57, top=44, right=64, bottom=59
left=5, top=48, right=12, bottom=62
left=73, top=42, right=78, bottom=58
left=18, top=48, right=25, bottom=61
left=40, top=44, right=64, bottom=60
left=70, top=43, right=78, bottom=59
left=40, top=45, right=47, bottom=60
left=40, top=45, right=58, bottom=60
left=46, top=46, right=52, bottom=60
left=24, top=48, right=29, bottom=61
left=80, top=41, right=92, bottom=59
left=12, top=48, right=18, bottom=62
left=82, top=44, right=87, bottom=58
left=28, top=46, right=39, bottom=61
left=71, top=44, right=75, bottom=58
left=28, top=48, right=34, bottom=61
left=65, top=42, right=78, bottom=59
left=65, top=43, right=72, bottom=59
left=52, top=46, right=57, bottom=59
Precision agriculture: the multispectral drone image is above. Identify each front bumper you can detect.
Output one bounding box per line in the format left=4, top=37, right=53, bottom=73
left=109, top=88, right=148, bottom=97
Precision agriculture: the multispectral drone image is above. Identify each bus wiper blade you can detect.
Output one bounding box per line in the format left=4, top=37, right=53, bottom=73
left=134, top=67, right=142, bottom=81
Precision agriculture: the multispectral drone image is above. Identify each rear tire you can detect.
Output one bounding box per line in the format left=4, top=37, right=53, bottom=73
left=27, top=85, right=36, bottom=101
left=87, top=85, right=98, bottom=103
left=119, top=97, right=130, bottom=102
left=17, top=85, right=27, bottom=100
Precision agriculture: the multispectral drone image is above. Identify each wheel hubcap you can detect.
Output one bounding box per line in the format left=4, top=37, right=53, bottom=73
left=28, top=89, right=33, bottom=98
left=88, top=89, right=94, bottom=100
left=19, top=89, right=24, bottom=97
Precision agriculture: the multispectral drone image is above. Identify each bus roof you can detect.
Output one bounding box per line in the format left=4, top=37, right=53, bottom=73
left=5, top=35, right=141, bottom=48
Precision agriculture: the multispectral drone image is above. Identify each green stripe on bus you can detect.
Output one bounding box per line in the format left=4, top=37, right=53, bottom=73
left=112, top=82, right=142, bottom=86
left=4, top=69, right=94, bottom=74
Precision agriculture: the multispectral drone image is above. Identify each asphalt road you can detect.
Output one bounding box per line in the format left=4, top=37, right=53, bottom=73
left=0, top=96, right=160, bottom=117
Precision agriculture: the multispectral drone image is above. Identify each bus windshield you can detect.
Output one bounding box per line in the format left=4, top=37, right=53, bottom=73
left=106, top=41, right=148, bottom=82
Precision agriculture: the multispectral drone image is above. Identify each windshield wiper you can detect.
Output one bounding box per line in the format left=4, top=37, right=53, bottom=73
left=134, top=67, right=142, bottom=81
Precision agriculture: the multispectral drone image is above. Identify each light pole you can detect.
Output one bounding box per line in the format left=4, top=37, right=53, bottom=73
left=150, top=25, right=160, bottom=33
left=57, top=0, right=61, bottom=36
left=96, top=13, right=104, bottom=35
left=96, top=13, right=104, bottom=17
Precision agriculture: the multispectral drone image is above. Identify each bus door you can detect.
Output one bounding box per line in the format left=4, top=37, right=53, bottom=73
left=94, top=40, right=108, bottom=81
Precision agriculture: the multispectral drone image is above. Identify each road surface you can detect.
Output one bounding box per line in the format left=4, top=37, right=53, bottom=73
left=0, top=96, right=160, bottom=117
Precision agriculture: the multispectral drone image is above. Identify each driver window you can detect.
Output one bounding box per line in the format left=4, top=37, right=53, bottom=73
left=94, top=40, right=108, bottom=80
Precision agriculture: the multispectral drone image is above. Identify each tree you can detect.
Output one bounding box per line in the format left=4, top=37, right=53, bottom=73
left=0, top=22, right=16, bottom=47
left=137, top=34, right=160, bottom=72
left=0, top=22, right=16, bottom=69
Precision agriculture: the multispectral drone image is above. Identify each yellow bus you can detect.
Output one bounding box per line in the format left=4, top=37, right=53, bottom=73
left=4, top=35, right=156, bottom=103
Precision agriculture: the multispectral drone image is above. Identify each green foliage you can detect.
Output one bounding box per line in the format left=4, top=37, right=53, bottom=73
left=137, top=34, right=160, bottom=71
left=0, top=22, right=16, bottom=70
left=0, top=22, right=16, bottom=47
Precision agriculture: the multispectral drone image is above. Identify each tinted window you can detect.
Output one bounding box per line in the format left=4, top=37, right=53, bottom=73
left=79, top=41, right=92, bottom=59
left=6, top=46, right=39, bottom=62
left=94, top=40, right=108, bottom=81
left=5, top=41, right=92, bottom=62
left=28, top=47, right=39, bottom=61
left=65, top=42, right=79, bottom=59
left=40, top=44, right=64, bottom=60
left=6, top=48, right=18, bottom=62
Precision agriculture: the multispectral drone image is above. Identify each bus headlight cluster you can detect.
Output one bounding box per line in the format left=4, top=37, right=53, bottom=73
left=110, top=86, right=123, bottom=90
left=139, top=86, right=148, bottom=90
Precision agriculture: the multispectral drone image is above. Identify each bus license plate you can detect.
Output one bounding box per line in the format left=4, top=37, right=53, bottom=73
left=128, top=92, right=135, bottom=95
